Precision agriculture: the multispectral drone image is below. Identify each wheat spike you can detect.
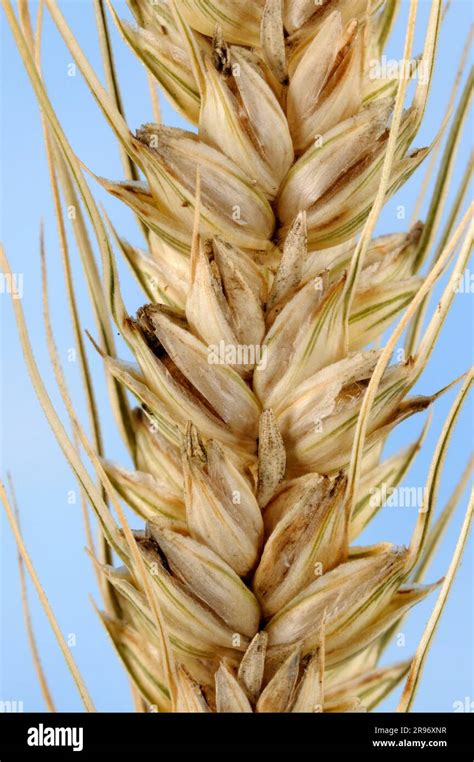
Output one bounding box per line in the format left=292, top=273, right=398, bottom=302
left=3, top=0, right=473, bottom=713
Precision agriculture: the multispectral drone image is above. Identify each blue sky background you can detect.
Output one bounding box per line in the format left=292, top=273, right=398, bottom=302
left=0, top=0, right=473, bottom=712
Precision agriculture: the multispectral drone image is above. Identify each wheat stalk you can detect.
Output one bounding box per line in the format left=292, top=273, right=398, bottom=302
left=1, top=0, right=473, bottom=713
